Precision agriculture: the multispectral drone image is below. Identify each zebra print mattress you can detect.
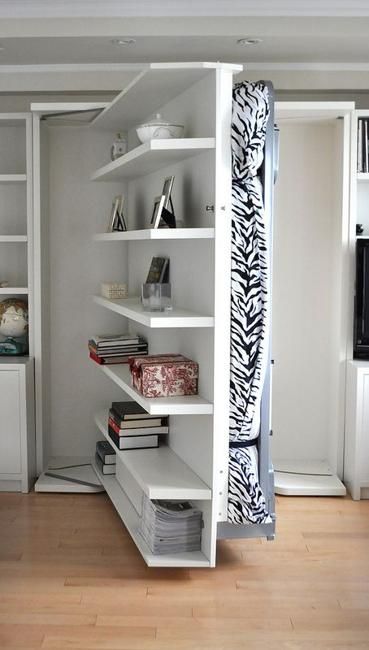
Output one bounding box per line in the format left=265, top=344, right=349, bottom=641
left=227, top=81, right=272, bottom=525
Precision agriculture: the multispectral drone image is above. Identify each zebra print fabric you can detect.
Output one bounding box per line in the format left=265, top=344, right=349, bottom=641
left=227, top=81, right=271, bottom=525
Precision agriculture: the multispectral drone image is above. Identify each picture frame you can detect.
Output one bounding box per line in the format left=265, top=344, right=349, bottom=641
left=150, top=195, right=166, bottom=229
left=161, top=176, right=175, bottom=210
left=107, top=194, right=127, bottom=232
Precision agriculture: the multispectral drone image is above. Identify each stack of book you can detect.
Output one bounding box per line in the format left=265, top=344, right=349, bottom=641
left=108, top=401, right=169, bottom=450
left=95, top=440, right=116, bottom=475
left=358, top=117, right=369, bottom=173
left=89, top=334, right=148, bottom=365
left=140, top=495, right=203, bottom=555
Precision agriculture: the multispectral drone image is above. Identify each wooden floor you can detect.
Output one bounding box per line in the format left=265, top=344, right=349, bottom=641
left=0, top=493, right=369, bottom=650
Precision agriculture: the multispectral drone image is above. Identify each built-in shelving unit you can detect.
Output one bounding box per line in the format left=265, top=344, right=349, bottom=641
left=356, top=110, right=369, bottom=241
left=94, top=228, right=215, bottom=241
left=91, top=138, right=215, bottom=182
left=0, top=113, right=35, bottom=493
left=96, top=363, right=213, bottom=415
left=93, top=296, right=214, bottom=328
left=95, top=410, right=211, bottom=500
left=0, top=113, right=33, bottom=359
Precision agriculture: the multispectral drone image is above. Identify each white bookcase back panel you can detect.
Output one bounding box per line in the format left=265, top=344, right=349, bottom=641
left=126, top=72, right=216, bottom=152
left=0, top=243, right=28, bottom=289
left=0, top=125, right=26, bottom=175
left=272, top=116, right=347, bottom=470
left=46, top=126, right=130, bottom=457
left=126, top=151, right=215, bottom=231
left=0, top=183, right=27, bottom=236
left=357, top=183, right=369, bottom=236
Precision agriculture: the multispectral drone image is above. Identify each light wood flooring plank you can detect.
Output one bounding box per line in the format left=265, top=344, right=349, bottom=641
left=0, top=493, right=368, bottom=649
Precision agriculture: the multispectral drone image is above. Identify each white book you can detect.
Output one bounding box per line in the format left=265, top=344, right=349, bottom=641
left=358, top=119, right=363, bottom=173
left=116, top=435, right=159, bottom=450
left=110, top=425, right=169, bottom=436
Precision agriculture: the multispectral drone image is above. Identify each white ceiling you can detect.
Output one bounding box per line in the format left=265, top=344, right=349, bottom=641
left=0, top=32, right=369, bottom=65
left=0, top=2, right=368, bottom=66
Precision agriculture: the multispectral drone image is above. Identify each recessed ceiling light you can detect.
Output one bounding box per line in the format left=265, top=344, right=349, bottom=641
left=237, top=37, right=263, bottom=46
left=111, top=38, right=136, bottom=47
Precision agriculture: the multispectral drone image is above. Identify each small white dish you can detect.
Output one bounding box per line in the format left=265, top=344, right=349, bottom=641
left=136, top=113, right=184, bottom=143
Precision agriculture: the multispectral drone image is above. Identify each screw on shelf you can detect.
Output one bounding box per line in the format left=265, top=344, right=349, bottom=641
left=206, top=204, right=214, bottom=212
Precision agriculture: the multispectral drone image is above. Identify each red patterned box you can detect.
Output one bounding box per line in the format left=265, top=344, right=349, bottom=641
left=129, top=354, right=198, bottom=398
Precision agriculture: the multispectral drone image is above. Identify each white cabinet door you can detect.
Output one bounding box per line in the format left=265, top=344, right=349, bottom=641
left=359, top=373, right=369, bottom=486
left=0, top=369, right=21, bottom=474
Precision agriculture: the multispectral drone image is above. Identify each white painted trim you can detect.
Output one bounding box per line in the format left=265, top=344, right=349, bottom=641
left=213, top=68, right=233, bottom=532
left=32, top=113, right=43, bottom=475
left=0, top=1, right=369, bottom=17
left=1, top=62, right=369, bottom=77
left=245, top=63, right=369, bottom=72
left=0, top=64, right=144, bottom=74
left=0, top=62, right=242, bottom=75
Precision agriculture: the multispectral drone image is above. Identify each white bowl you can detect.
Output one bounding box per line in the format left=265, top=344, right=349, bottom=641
left=136, top=122, right=184, bottom=144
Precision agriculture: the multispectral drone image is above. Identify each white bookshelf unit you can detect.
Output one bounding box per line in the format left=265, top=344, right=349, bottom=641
left=88, top=62, right=241, bottom=567
left=0, top=114, right=35, bottom=492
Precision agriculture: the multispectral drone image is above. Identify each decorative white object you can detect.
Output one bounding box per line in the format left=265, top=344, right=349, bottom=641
left=110, top=132, right=127, bottom=160
left=136, top=113, right=184, bottom=143
left=100, top=282, right=128, bottom=300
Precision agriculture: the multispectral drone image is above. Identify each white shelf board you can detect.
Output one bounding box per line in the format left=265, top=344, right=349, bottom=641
left=0, top=235, right=27, bottom=243
left=0, top=174, right=27, bottom=183
left=91, top=62, right=242, bottom=132
left=94, top=227, right=215, bottom=241
left=91, top=138, right=215, bottom=181
left=93, top=296, right=214, bottom=329
left=35, top=456, right=104, bottom=493
left=0, top=113, right=28, bottom=126
left=274, top=471, right=346, bottom=496
left=0, top=287, right=28, bottom=294
left=95, top=363, right=213, bottom=415
left=95, top=410, right=211, bottom=500
left=92, top=458, right=210, bottom=568
left=358, top=173, right=369, bottom=181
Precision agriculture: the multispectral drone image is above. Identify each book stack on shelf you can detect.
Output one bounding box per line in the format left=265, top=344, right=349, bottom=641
left=140, top=495, right=203, bottom=555
left=89, top=334, right=148, bottom=365
left=108, top=401, right=169, bottom=450
left=95, top=440, right=116, bottom=475
left=358, top=117, right=369, bottom=172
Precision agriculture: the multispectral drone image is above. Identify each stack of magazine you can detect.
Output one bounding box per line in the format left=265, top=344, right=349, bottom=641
left=140, top=495, right=203, bottom=555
